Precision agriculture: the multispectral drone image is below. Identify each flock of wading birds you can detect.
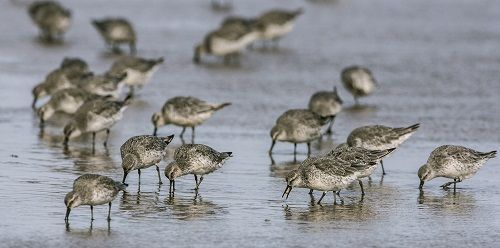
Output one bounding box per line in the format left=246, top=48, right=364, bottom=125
left=27, top=1, right=497, bottom=223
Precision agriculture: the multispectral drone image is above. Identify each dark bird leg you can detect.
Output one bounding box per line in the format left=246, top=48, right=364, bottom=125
left=92, top=132, right=96, bottom=151
left=153, top=127, right=158, bottom=136
left=293, top=143, right=297, bottom=155
left=156, top=165, right=162, bottom=185
left=317, top=191, right=326, bottom=205
left=358, top=180, right=365, bottom=196
left=107, top=202, right=112, bottom=221
left=180, top=127, right=186, bottom=140
left=90, top=205, right=94, bottom=221
left=169, top=180, right=174, bottom=195
left=309, top=189, right=313, bottom=195
left=380, top=160, right=386, bottom=175
left=196, top=176, right=204, bottom=190
left=65, top=208, right=71, bottom=222
left=307, top=142, right=311, bottom=157
left=268, top=140, right=276, bottom=155
left=194, top=174, right=199, bottom=190
left=103, top=129, right=110, bottom=147
left=326, top=117, right=335, bottom=135
left=191, top=126, right=195, bottom=144
left=137, top=169, right=141, bottom=185
left=333, top=191, right=337, bottom=204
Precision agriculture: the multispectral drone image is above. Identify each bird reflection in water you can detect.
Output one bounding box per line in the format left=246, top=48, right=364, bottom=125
left=282, top=195, right=373, bottom=222
left=120, top=186, right=165, bottom=218
left=65, top=219, right=111, bottom=237
left=418, top=189, right=476, bottom=215
left=62, top=145, right=117, bottom=173
left=269, top=153, right=302, bottom=178
left=165, top=194, right=227, bottom=221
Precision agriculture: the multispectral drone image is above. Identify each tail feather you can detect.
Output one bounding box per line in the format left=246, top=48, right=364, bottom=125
left=480, top=150, right=497, bottom=159
left=395, top=123, right=420, bottom=136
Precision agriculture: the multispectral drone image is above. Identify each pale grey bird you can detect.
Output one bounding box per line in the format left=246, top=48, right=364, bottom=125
left=64, top=174, right=126, bottom=222
left=347, top=123, right=420, bottom=174
left=327, top=143, right=395, bottom=195
left=418, top=145, right=496, bottom=190
left=151, top=96, right=231, bottom=141
left=92, top=18, right=137, bottom=55
left=37, top=88, right=107, bottom=125
left=63, top=95, right=132, bottom=148
left=193, top=24, right=258, bottom=64
left=28, top=1, right=71, bottom=41
left=107, top=56, right=163, bottom=94
left=308, top=86, right=343, bottom=135
left=120, top=135, right=175, bottom=186
left=211, top=0, right=232, bottom=10
left=77, top=72, right=127, bottom=99
left=254, top=8, right=303, bottom=47
left=282, top=155, right=376, bottom=204
left=164, top=144, right=232, bottom=194
left=269, top=109, right=331, bottom=156
left=32, top=57, right=90, bottom=108
left=341, top=66, right=377, bottom=105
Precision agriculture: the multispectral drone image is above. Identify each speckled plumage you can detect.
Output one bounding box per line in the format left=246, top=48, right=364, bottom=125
left=63, top=96, right=131, bottom=146
left=152, top=96, right=231, bottom=138
left=269, top=109, right=329, bottom=155
left=107, top=56, right=163, bottom=92
left=28, top=1, right=71, bottom=41
left=92, top=18, right=136, bottom=54
left=120, top=135, right=174, bottom=185
left=37, top=88, right=104, bottom=123
left=193, top=24, right=258, bottom=63
left=283, top=155, right=376, bottom=204
left=255, top=9, right=303, bottom=41
left=32, top=60, right=90, bottom=108
left=418, top=145, right=496, bottom=189
left=64, top=174, right=126, bottom=221
left=341, top=66, right=377, bottom=104
left=164, top=144, right=232, bottom=194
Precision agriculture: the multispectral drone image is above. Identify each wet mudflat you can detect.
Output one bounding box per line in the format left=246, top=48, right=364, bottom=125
left=0, top=0, right=499, bottom=247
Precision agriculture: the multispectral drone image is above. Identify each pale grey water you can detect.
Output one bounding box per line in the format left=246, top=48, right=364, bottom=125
left=1, top=0, right=500, bottom=247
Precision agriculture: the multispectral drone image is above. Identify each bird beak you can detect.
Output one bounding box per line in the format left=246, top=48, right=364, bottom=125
left=165, top=134, right=174, bottom=144
left=65, top=207, right=71, bottom=222
left=419, top=180, right=424, bottom=189
left=282, top=185, right=292, bottom=199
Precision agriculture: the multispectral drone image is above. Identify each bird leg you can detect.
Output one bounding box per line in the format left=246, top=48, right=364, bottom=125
left=326, top=118, right=335, bottom=135
left=103, top=129, right=110, bottom=147
left=107, top=202, right=112, bottom=221
left=307, top=142, right=311, bottom=157
left=358, top=180, right=365, bottom=196
left=194, top=174, right=198, bottom=190
left=308, top=189, right=313, bottom=195
left=380, top=160, right=386, bottom=175
left=156, top=165, right=162, bottom=185
left=92, top=132, right=96, bottom=151
left=441, top=178, right=461, bottom=190
left=191, top=126, right=195, bottom=144
left=317, top=191, right=326, bottom=205
left=138, top=169, right=141, bottom=185
left=293, top=143, right=297, bottom=155
left=180, top=127, right=186, bottom=140
left=90, top=205, right=94, bottom=221
left=196, top=176, right=204, bottom=190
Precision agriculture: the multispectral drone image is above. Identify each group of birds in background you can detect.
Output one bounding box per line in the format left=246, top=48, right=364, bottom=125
left=26, top=1, right=497, bottom=222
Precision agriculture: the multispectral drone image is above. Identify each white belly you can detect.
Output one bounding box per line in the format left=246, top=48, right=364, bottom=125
left=261, top=22, right=294, bottom=40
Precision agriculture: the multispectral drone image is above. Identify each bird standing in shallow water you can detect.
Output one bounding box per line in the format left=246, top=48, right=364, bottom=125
left=64, top=174, right=126, bottom=222
left=308, top=86, right=343, bottom=135
left=341, top=66, right=377, bottom=105
left=63, top=95, right=132, bottom=149
left=283, top=155, right=375, bottom=204
left=151, top=96, right=231, bottom=142
left=269, top=109, right=331, bottom=157
left=28, top=1, right=71, bottom=42
left=92, top=18, right=137, bottom=54
left=37, top=88, right=107, bottom=125
left=32, top=57, right=90, bottom=109
left=347, top=123, right=420, bottom=174
left=327, top=143, right=395, bottom=195
left=254, top=8, right=303, bottom=48
left=120, top=135, right=175, bottom=186
left=164, top=144, right=232, bottom=195
left=418, top=145, right=496, bottom=190
left=107, top=56, right=163, bottom=94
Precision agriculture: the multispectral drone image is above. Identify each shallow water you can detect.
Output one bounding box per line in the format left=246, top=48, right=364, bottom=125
left=1, top=0, right=499, bottom=247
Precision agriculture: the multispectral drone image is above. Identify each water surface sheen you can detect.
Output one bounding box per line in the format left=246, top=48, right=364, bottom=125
left=0, top=0, right=499, bottom=247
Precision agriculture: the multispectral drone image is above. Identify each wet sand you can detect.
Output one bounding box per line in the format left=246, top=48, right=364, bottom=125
left=0, top=0, right=499, bottom=247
